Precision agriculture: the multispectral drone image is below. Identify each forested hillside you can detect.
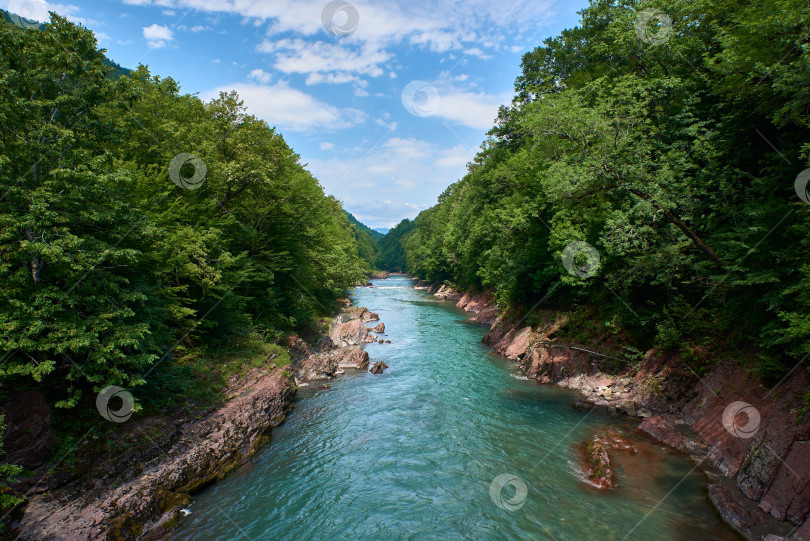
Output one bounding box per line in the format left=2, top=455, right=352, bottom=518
left=378, top=219, right=415, bottom=272
left=0, top=14, right=369, bottom=417
left=345, top=211, right=383, bottom=270
left=395, top=0, right=810, bottom=377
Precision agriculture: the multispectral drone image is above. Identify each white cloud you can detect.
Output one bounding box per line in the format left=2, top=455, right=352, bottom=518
left=430, top=88, right=510, bottom=129
left=464, top=47, right=493, bottom=59
left=320, top=142, right=335, bottom=150
left=117, top=0, right=558, bottom=62
left=5, top=0, right=77, bottom=22
left=247, top=68, right=272, bottom=84
left=307, top=136, right=479, bottom=227
left=190, top=25, right=211, bottom=32
left=142, top=24, right=174, bottom=49
left=374, top=118, right=397, bottom=131
left=201, top=81, right=367, bottom=132
left=257, top=39, right=389, bottom=86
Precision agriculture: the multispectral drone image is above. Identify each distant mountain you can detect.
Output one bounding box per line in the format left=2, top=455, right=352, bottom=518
left=344, top=211, right=384, bottom=242
left=1, top=9, right=131, bottom=79
left=373, top=227, right=390, bottom=235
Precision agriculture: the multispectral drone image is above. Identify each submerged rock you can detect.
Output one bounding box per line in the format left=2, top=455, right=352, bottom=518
left=369, top=361, right=389, bottom=374
left=582, top=437, right=614, bottom=489
left=578, top=432, right=637, bottom=490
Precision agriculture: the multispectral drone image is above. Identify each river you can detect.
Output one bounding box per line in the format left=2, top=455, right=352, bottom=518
left=174, top=275, right=738, bottom=540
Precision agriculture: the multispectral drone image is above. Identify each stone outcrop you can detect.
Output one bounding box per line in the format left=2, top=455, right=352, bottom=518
left=369, top=271, right=390, bottom=279
left=295, top=347, right=370, bottom=380
left=329, top=314, right=370, bottom=347
left=15, top=370, right=294, bottom=540
left=372, top=322, right=385, bottom=333
left=293, top=306, right=381, bottom=382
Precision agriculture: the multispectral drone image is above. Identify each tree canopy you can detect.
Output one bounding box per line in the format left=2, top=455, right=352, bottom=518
left=0, top=14, right=370, bottom=410
left=395, top=0, right=810, bottom=376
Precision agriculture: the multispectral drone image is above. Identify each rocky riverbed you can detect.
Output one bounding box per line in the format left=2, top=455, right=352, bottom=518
left=420, top=281, right=810, bottom=541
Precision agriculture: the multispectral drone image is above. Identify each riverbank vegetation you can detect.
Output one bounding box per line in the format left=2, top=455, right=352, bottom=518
left=389, top=0, right=810, bottom=378
left=0, top=14, right=370, bottom=429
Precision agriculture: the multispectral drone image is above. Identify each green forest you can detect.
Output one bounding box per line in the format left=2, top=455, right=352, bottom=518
left=0, top=14, right=378, bottom=423
left=384, top=0, right=810, bottom=377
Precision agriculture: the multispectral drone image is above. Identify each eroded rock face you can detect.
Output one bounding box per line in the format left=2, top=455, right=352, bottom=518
left=787, top=517, right=810, bottom=540
left=16, top=370, right=295, bottom=541
left=639, top=415, right=706, bottom=455
left=709, top=484, right=764, bottom=535
left=0, top=391, right=56, bottom=469
left=369, top=271, right=390, bottom=280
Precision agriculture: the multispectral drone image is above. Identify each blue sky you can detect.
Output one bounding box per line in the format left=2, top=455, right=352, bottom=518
left=4, top=0, right=589, bottom=228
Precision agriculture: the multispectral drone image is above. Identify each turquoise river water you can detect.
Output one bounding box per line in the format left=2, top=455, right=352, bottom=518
left=174, top=275, right=739, bottom=540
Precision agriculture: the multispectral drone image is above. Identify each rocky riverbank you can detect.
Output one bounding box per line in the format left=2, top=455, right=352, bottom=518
left=419, top=281, right=809, bottom=541
left=13, top=368, right=295, bottom=540
left=7, top=301, right=388, bottom=540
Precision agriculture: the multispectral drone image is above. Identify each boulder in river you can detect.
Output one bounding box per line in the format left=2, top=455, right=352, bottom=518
left=581, top=437, right=614, bottom=489
left=329, top=313, right=370, bottom=347
left=369, top=361, right=389, bottom=374
left=578, top=432, right=637, bottom=489
left=372, top=322, right=385, bottom=333
left=335, top=347, right=369, bottom=370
